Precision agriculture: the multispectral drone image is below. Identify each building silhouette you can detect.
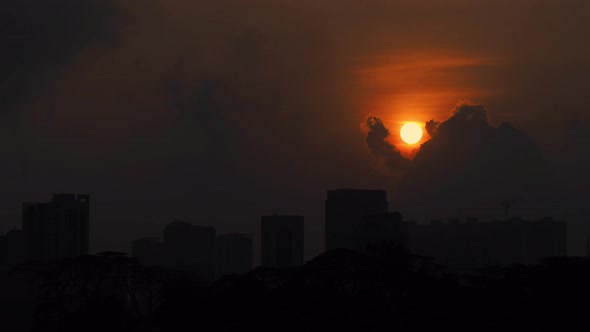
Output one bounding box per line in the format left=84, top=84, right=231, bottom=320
left=325, top=189, right=388, bottom=252
left=163, top=221, right=216, bottom=279
left=261, top=215, right=304, bottom=268
left=132, top=237, right=164, bottom=267
left=132, top=221, right=217, bottom=280
left=22, top=194, right=89, bottom=262
left=361, top=212, right=411, bottom=252
left=0, top=229, right=24, bottom=269
left=410, top=216, right=567, bottom=270
left=215, top=233, right=253, bottom=278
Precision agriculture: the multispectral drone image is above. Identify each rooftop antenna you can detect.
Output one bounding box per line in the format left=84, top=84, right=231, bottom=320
left=502, top=200, right=511, bottom=221
left=502, top=198, right=523, bottom=221
left=586, top=233, right=589, bottom=257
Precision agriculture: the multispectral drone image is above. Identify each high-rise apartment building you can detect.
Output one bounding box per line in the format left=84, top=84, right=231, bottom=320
left=261, top=215, right=304, bottom=268
left=22, top=194, right=89, bottom=261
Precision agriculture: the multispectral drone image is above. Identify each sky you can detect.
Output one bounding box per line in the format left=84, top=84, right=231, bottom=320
left=1, top=0, right=590, bottom=260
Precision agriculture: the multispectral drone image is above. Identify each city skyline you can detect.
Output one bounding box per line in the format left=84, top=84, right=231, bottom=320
left=1, top=1, right=590, bottom=261
left=1, top=190, right=567, bottom=276
left=2, top=1, right=589, bottom=330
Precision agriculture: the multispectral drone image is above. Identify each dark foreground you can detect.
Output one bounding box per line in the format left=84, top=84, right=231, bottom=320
left=3, top=247, right=589, bottom=332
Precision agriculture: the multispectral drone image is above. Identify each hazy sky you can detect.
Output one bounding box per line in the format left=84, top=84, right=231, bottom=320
left=2, top=0, right=590, bottom=259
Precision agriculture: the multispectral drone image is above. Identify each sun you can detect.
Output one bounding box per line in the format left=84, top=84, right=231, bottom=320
left=400, top=122, right=423, bottom=144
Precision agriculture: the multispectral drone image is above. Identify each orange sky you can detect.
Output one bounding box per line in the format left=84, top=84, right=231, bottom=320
left=355, top=51, right=500, bottom=153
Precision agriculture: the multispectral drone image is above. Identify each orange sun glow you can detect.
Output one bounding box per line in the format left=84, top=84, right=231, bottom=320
left=400, top=122, right=423, bottom=144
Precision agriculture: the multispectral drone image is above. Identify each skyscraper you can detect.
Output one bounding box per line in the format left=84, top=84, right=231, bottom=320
left=361, top=212, right=411, bottom=252
left=132, top=237, right=164, bottom=267
left=261, top=215, right=304, bottom=268
left=0, top=229, right=24, bottom=268
left=163, top=221, right=216, bottom=279
left=325, top=189, right=388, bottom=252
left=215, top=233, right=253, bottom=278
left=22, top=194, right=89, bottom=262
left=409, top=217, right=567, bottom=270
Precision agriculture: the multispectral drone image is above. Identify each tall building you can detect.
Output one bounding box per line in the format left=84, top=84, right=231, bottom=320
left=22, top=194, right=89, bottom=262
left=131, top=221, right=217, bottom=280
left=215, top=233, right=253, bottom=278
left=325, top=189, right=388, bottom=252
left=163, top=221, right=216, bottom=279
left=261, top=215, right=304, bottom=268
left=410, top=218, right=485, bottom=270
left=409, top=217, right=567, bottom=270
left=0, top=229, right=24, bottom=268
left=525, top=217, right=567, bottom=264
left=361, top=212, right=411, bottom=253
left=132, top=237, right=164, bottom=267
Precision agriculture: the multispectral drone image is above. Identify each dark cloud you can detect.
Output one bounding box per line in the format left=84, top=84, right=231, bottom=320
left=425, top=120, right=440, bottom=138
left=364, top=114, right=410, bottom=170
left=0, top=0, right=122, bottom=108
left=394, top=103, right=554, bottom=222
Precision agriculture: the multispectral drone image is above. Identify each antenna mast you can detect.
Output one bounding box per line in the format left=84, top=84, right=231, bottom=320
left=502, top=200, right=511, bottom=221
left=586, top=232, right=589, bottom=257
